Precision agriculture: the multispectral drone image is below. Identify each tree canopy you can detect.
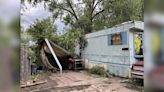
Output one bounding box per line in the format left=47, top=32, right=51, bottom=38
left=22, top=0, right=144, bottom=56
left=26, top=17, right=79, bottom=56
left=24, top=0, right=144, bottom=34
left=27, top=17, right=57, bottom=44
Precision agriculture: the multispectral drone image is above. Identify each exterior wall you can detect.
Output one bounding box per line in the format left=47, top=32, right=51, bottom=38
left=85, top=60, right=107, bottom=70
left=81, top=22, right=135, bottom=77
left=107, top=64, right=131, bottom=78
left=81, top=21, right=144, bottom=78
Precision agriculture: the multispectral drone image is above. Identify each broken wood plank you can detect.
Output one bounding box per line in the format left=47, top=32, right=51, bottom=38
left=20, top=80, right=47, bottom=88
left=33, top=74, right=39, bottom=82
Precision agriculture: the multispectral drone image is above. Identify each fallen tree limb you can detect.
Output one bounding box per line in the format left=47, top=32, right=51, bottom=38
left=20, top=80, right=47, bottom=88
left=105, top=71, right=113, bottom=78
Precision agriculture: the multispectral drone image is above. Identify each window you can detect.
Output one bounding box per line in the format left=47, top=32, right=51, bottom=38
left=108, top=32, right=127, bottom=45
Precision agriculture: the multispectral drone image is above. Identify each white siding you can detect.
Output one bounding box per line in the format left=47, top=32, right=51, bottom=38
left=81, top=21, right=144, bottom=77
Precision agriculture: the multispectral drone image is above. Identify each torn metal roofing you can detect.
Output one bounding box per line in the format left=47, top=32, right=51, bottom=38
left=43, top=40, right=70, bottom=57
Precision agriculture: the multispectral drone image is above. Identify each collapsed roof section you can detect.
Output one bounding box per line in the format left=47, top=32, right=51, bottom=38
left=41, top=38, right=70, bottom=76
left=43, top=39, right=70, bottom=57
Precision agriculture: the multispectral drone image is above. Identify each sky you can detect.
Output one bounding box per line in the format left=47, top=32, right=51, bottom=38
left=21, top=1, right=66, bottom=33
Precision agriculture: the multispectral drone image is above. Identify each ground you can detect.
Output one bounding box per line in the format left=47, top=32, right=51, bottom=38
left=21, top=70, right=144, bottom=92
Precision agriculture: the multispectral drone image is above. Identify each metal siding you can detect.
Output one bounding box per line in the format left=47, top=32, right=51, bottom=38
left=107, top=64, right=130, bottom=77
left=124, top=56, right=130, bottom=65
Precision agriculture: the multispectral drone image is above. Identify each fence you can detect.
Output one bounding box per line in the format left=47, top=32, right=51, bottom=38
left=20, top=46, right=30, bottom=81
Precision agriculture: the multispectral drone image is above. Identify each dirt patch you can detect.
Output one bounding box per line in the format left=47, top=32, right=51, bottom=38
left=21, top=71, right=57, bottom=92
left=124, top=84, right=143, bottom=92
left=34, top=85, right=91, bottom=92
left=122, top=78, right=144, bottom=92
left=21, top=70, right=144, bottom=92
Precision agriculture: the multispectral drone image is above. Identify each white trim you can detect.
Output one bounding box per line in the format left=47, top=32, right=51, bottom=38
left=131, top=71, right=144, bottom=75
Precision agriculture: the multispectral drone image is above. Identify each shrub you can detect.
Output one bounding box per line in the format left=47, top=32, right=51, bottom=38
left=89, top=66, right=107, bottom=77
left=29, top=49, right=36, bottom=64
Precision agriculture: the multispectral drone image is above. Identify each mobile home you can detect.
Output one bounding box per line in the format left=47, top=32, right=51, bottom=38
left=79, top=21, right=144, bottom=78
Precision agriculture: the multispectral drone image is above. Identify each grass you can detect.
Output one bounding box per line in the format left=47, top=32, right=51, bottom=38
left=127, top=78, right=143, bottom=86
left=30, top=75, right=37, bottom=80
left=125, top=76, right=129, bottom=79
left=21, top=82, right=27, bottom=85
left=88, top=66, right=117, bottom=78
left=110, top=73, right=115, bottom=76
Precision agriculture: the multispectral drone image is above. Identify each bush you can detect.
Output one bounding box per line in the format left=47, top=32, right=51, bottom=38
left=29, top=49, right=36, bottom=64
left=88, top=66, right=107, bottom=77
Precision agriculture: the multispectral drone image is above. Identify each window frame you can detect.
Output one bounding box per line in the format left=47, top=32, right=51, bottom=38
left=108, top=32, right=127, bottom=45
left=133, top=32, right=144, bottom=58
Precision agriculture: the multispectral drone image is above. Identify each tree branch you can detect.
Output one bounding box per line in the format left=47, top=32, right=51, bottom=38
left=55, top=6, right=75, bottom=19
left=61, top=7, right=74, bottom=16
left=92, top=0, right=103, bottom=14
left=92, top=9, right=104, bottom=20
left=102, top=13, right=106, bottom=26
left=67, top=0, right=78, bottom=21
left=90, top=0, right=95, bottom=15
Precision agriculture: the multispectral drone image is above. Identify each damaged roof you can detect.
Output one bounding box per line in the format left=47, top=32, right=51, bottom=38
left=43, top=40, right=70, bottom=57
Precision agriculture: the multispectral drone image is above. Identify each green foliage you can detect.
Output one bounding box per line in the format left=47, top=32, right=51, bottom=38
left=27, top=17, right=57, bottom=44
left=26, top=17, right=57, bottom=56
left=30, top=75, right=37, bottom=80
left=89, top=66, right=107, bottom=77
left=29, top=49, right=36, bottom=63
left=24, top=0, right=144, bottom=57
left=126, top=76, right=129, bottom=79
left=111, top=73, right=115, bottom=76
left=26, top=16, right=80, bottom=56
left=127, top=79, right=143, bottom=86
left=25, top=0, right=143, bottom=34
left=102, top=0, right=143, bottom=28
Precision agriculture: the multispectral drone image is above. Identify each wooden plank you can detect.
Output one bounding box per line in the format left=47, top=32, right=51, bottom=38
left=20, top=80, right=47, bottom=88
